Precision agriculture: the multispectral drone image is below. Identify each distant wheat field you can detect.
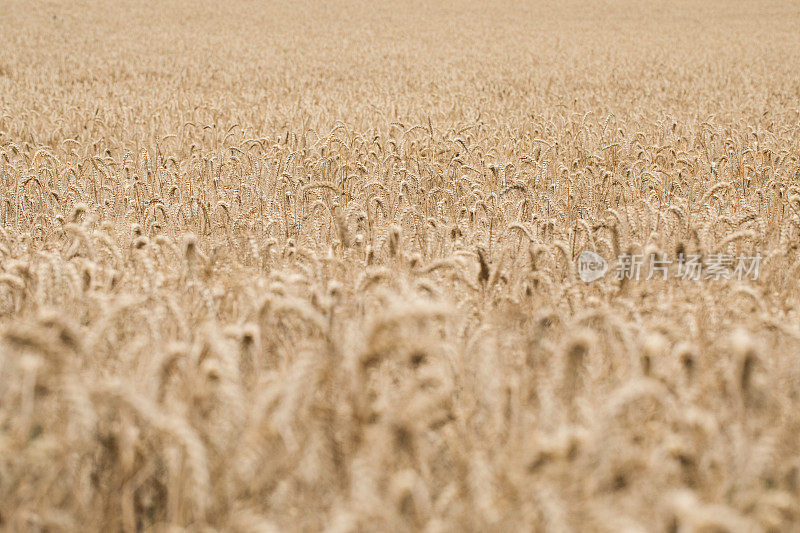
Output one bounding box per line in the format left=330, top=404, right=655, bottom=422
left=2, top=0, right=800, bottom=531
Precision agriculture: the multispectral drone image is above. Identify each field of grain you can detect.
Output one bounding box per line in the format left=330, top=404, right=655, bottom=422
left=2, top=1, right=800, bottom=531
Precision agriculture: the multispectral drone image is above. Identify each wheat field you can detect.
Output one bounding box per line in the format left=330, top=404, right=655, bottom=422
left=2, top=0, right=800, bottom=531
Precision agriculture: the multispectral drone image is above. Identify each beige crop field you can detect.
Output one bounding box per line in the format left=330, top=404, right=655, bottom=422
left=2, top=0, right=800, bottom=530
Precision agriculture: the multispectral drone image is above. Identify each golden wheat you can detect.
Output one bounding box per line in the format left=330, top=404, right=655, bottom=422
left=2, top=0, right=800, bottom=531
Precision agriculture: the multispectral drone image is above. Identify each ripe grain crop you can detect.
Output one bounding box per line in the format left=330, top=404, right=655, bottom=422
left=2, top=0, right=800, bottom=531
